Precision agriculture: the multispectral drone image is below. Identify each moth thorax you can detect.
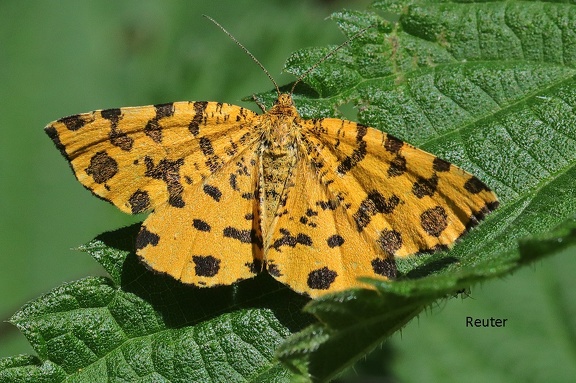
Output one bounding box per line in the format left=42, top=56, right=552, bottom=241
left=261, top=112, right=297, bottom=153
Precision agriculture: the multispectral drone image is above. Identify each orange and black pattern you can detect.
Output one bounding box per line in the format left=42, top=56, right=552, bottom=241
left=46, top=94, right=498, bottom=297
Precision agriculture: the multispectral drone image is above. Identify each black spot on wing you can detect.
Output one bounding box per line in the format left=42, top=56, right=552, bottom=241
left=420, top=206, right=448, bottom=237
left=337, top=124, right=368, bottom=175
left=192, top=255, right=220, bottom=277
left=224, top=227, right=253, bottom=243
left=316, top=199, right=338, bottom=211
left=412, top=174, right=439, bottom=198
left=353, top=191, right=400, bottom=231
left=136, top=226, right=160, bottom=250
left=371, top=257, right=397, bottom=278
left=241, top=192, right=253, bottom=200
left=272, top=228, right=313, bottom=251
left=57, top=114, right=93, bottom=131
left=144, top=103, right=174, bottom=143
left=305, top=209, right=317, bottom=217
left=100, top=108, right=134, bottom=151
left=193, top=219, right=211, bottom=232
left=203, top=184, right=222, bottom=202
left=144, top=156, right=185, bottom=208
left=229, top=174, right=239, bottom=191
left=299, top=214, right=318, bottom=228
left=486, top=200, right=499, bottom=211
left=225, top=139, right=239, bottom=157
left=155, top=103, right=175, bottom=119
left=129, top=189, right=150, bottom=214
left=267, top=262, right=282, bottom=277
left=384, top=135, right=403, bottom=153
left=222, top=226, right=263, bottom=249
left=377, top=229, right=402, bottom=256
left=326, top=234, right=345, bottom=248
left=101, top=108, right=121, bottom=124
left=109, top=130, right=133, bottom=151
left=387, top=155, right=406, bottom=177
left=433, top=157, right=451, bottom=172
left=199, top=136, right=224, bottom=172
left=307, top=267, right=337, bottom=290
left=188, top=101, right=208, bottom=136
left=464, top=176, right=491, bottom=194
left=86, top=151, right=118, bottom=184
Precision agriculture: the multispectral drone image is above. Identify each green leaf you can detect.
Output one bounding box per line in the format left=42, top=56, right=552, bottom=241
left=2, top=1, right=575, bottom=382
left=518, top=215, right=576, bottom=264
left=0, top=355, right=66, bottom=383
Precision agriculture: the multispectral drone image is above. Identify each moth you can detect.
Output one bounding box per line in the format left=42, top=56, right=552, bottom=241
left=45, top=18, right=498, bottom=297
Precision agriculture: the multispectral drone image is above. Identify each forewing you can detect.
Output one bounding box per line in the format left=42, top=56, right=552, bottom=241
left=45, top=102, right=258, bottom=213
left=302, top=118, right=499, bottom=259
left=136, top=140, right=264, bottom=287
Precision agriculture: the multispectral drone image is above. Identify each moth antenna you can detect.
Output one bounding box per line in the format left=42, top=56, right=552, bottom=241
left=204, top=15, right=281, bottom=97
left=290, top=24, right=374, bottom=95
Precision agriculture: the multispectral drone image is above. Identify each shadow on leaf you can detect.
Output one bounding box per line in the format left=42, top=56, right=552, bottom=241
left=402, top=255, right=459, bottom=279
left=89, top=223, right=314, bottom=333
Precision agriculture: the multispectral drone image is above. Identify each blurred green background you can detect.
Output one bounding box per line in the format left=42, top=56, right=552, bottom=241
left=1, top=1, right=574, bottom=381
